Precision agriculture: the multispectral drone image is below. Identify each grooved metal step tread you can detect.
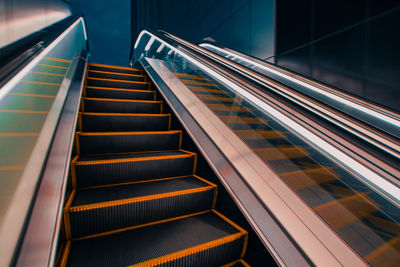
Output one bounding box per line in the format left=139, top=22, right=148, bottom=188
left=88, top=63, right=142, bottom=75
left=79, top=112, right=170, bottom=132
left=71, top=150, right=196, bottom=188
left=76, top=150, right=193, bottom=163
left=62, top=211, right=247, bottom=267
left=76, top=131, right=182, bottom=156
left=71, top=175, right=215, bottom=207
left=85, top=86, right=152, bottom=93
left=82, top=97, right=159, bottom=103
left=88, top=70, right=146, bottom=81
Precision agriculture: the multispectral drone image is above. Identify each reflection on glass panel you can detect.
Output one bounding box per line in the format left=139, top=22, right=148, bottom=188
left=0, top=19, right=86, bottom=223
left=134, top=33, right=400, bottom=265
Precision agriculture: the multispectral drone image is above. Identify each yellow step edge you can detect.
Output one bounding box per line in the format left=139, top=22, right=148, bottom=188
left=77, top=130, right=182, bottom=136
left=72, top=148, right=177, bottom=158
left=80, top=112, right=169, bottom=117
left=129, top=233, right=245, bottom=267
left=85, top=86, right=153, bottom=93
left=89, top=63, right=142, bottom=72
left=21, top=80, right=61, bottom=86
left=129, top=210, right=247, bottom=267
left=80, top=175, right=198, bottom=190
left=88, top=69, right=145, bottom=77
left=38, top=64, right=68, bottom=69
left=31, top=71, right=65, bottom=77
left=82, top=96, right=160, bottom=103
left=69, top=183, right=216, bottom=213
left=73, top=151, right=195, bottom=166
left=73, top=210, right=211, bottom=242
left=87, top=77, right=148, bottom=84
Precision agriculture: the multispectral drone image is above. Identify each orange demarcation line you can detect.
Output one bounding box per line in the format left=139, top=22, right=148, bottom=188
left=63, top=190, right=76, bottom=240
left=0, top=165, right=25, bottom=171
left=129, top=230, right=245, bottom=266
left=81, top=175, right=196, bottom=190
left=38, top=64, right=68, bottom=69
left=22, top=80, right=61, bottom=86
left=84, top=86, right=153, bottom=93
left=0, top=132, right=39, bottom=136
left=82, top=97, right=160, bottom=103
left=69, top=185, right=215, bottom=213
left=74, top=210, right=211, bottom=241
left=77, top=130, right=182, bottom=136
left=87, top=77, right=148, bottom=84
left=212, top=210, right=248, bottom=258
left=80, top=112, right=169, bottom=117
left=70, top=155, right=79, bottom=188
left=88, top=69, right=145, bottom=77
left=73, top=152, right=195, bottom=166
left=9, top=93, right=56, bottom=98
left=43, top=57, right=72, bottom=63
left=221, top=259, right=251, bottom=267
left=0, top=109, right=48, bottom=114
left=89, top=63, right=142, bottom=72
left=58, top=241, right=71, bottom=267
left=31, top=71, right=65, bottom=77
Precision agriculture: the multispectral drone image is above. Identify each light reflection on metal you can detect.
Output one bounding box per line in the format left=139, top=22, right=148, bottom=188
left=199, top=43, right=400, bottom=134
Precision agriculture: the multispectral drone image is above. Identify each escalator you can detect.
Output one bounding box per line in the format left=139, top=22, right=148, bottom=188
left=58, top=63, right=250, bottom=266
left=2, top=15, right=400, bottom=267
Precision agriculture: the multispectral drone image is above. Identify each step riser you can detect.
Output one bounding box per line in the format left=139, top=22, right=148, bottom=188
left=69, top=190, right=215, bottom=238
left=89, top=65, right=142, bottom=75
left=74, top=156, right=195, bottom=187
left=78, top=133, right=181, bottom=154
left=80, top=115, right=169, bottom=132
left=87, top=79, right=149, bottom=90
left=88, top=72, right=145, bottom=82
left=83, top=99, right=161, bottom=113
left=85, top=88, right=154, bottom=100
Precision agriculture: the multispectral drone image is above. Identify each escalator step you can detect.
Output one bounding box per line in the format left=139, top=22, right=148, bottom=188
left=88, top=70, right=146, bottom=81
left=82, top=97, right=162, bottom=113
left=88, top=64, right=142, bottom=75
left=72, top=150, right=196, bottom=187
left=86, top=77, right=150, bottom=90
left=77, top=130, right=182, bottom=155
left=65, top=175, right=217, bottom=239
left=85, top=86, right=155, bottom=100
left=79, top=112, right=170, bottom=132
left=61, top=211, right=247, bottom=267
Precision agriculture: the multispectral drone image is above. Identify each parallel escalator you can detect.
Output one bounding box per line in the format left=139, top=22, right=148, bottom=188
left=58, top=63, right=250, bottom=266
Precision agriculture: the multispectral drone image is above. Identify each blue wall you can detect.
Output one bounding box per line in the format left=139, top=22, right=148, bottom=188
left=275, top=0, right=400, bottom=112
left=70, top=0, right=131, bottom=66
left=132, top=0, right=275, bottom=60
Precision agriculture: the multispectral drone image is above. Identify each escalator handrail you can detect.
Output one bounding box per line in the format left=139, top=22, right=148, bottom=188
left=132, top=30, right=369, bottom=265
left=154, top=30, right=400, bottom=196
left=0, top=16, right=88, bottom=267
left=161, top=33, right=400, bottom=162
left=0, top=14, right=86, bottom=90
left=198, top=41, right=400, bottom=146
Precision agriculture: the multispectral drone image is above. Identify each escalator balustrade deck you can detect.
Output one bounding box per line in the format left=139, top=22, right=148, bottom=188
left=58, top=63, right=249, bottom=266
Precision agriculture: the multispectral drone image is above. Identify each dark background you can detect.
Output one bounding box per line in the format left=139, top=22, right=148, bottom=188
left=2, top=0, right=400, bottom=110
